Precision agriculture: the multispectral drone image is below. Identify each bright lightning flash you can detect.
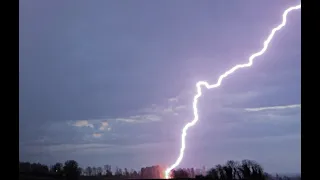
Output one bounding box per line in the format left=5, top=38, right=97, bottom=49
left=165, top=3, right=301, bottom=179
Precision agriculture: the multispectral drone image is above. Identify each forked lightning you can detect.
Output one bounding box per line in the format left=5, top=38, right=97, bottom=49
left=165, top=3, right=301, bottom=179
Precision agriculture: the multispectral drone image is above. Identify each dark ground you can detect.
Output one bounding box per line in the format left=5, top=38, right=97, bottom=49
left=19, top=173, right=165, bottom=180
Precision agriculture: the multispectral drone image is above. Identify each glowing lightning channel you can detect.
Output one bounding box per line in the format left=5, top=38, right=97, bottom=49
left=165, top=3, right=301, bottom=179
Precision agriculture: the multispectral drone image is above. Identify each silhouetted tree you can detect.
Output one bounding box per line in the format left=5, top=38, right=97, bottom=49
left=85, top=166, right=92, bottom=176
left=19, top=162, right=31, bottom=172
left=63, top=160, right=81, bottom=180
left=215, top=164, right=226, bottom=180
left=97, top=167, right=103, bottom=176
left=206, top=168, right=220, bottom=179
left=19, top=159, right=297, bottom=180
left=225, top=160, right=238, bottom=180
left=92, top=166, right=97, bottom=176
left=172, top=168, right=189, bottom=178
left=104, top=164, right=112, bottom=177
left=195, top=174, right=205, bottom=179
left=190, top=168, right=195, bottom=178
left=203, top=160, right=268, bottom=180
left=130, top=169, right=138, bottom=178
left=123, top=168, right=129, bottom=177
left=137, top=170, right=141, bottom=178
left=29, top=163, right=49, bottom=174
left=238, top=160, right=265, bottom=180
left=51, top=162, right=63, bottom=175
left=115, top=166, right=123, bottom=177
left=78, top=167, right=84, bottom=176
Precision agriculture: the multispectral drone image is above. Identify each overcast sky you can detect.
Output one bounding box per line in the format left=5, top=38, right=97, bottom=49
left=19, top=0, right=300, bottom=174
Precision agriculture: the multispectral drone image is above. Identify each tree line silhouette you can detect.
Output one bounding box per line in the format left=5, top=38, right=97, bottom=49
left=19, top=159, right=300, bottom=180
left=172, top=160, right=299, bottom=180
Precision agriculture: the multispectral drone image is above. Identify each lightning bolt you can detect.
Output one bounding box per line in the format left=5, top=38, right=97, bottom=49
left=165, top=3, right=301, bottom=179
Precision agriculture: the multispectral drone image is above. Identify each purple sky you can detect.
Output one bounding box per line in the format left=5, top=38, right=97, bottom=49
left=19, top=0, right=301, bottom=174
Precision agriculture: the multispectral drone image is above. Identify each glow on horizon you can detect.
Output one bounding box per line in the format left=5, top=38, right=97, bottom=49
left=165, top=3, right=301, bottom=179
